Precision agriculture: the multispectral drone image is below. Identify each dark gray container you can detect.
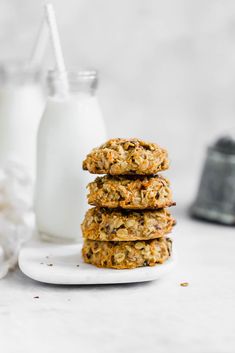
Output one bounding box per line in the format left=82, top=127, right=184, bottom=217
left=191, top=136, right=235, bottom=224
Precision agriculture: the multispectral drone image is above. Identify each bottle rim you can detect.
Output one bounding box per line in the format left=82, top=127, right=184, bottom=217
left=0, top=61, right=42, bottom=83
left=47, top=69, right=98, bottom=94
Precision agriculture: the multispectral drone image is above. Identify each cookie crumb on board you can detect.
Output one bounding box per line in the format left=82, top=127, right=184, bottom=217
left=180, top=282, right=189, bottom=287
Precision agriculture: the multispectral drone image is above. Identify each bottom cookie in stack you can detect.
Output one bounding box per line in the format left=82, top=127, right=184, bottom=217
left=82, top=238, right=172, bottom=269
left=81, top=207, right=175, bottom=269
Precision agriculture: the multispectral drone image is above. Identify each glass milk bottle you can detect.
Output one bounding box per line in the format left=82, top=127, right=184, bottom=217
left=0, top=62, right=45, bottom=178
left=35, top=70, right=107, bottom=242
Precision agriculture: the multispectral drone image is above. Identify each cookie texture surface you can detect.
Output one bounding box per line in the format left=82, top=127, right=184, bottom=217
left=82, top=207, right=175, bottom=241
left=87, top=174, right=174, bottom=209
left=82, top=237, right=172, bottom=269
left=83, top=138, right=169, bottom=175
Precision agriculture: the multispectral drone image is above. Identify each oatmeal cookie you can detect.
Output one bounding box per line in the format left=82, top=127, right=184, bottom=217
left=83, top=138, right=169, bottom=175
left=87, top=175, right=174, bottom=209
left=82, top=237, right=172, bottom=269
left=82, top=207, right=175, bottom=241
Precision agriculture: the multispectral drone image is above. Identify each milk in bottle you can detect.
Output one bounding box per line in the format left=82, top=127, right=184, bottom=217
left=35, top=70, right=106, bottom=242
left=0, top=62, right=45, bottom=178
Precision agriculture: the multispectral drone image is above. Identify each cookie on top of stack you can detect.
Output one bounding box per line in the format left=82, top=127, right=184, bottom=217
left=81, top=138, right=176, bottom=269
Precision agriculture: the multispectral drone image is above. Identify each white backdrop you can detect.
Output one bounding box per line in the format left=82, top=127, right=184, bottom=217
left=1, top=0, right=235, bottom=205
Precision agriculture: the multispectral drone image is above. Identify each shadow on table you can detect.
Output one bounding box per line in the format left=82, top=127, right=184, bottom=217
left=6, top=268, right=166, bottom=291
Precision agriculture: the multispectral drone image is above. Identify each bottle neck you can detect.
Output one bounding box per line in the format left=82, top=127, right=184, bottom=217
left=47, top=70, right=98, bottom=98
left=0, top=61, right=42, bottom=86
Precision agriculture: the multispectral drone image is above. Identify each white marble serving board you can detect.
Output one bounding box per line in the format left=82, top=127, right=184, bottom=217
left=18, top=241, right=175, bottom=285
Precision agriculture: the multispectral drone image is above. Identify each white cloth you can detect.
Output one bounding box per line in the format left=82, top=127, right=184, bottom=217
left=0, top=161, right=34, bottom=279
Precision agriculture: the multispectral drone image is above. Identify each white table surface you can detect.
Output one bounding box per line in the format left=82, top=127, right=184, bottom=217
left=0, top=204, right=235, bottom=353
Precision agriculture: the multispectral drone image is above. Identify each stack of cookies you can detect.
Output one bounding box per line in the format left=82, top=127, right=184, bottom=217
left=81, top=138, right=175, bottom=269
